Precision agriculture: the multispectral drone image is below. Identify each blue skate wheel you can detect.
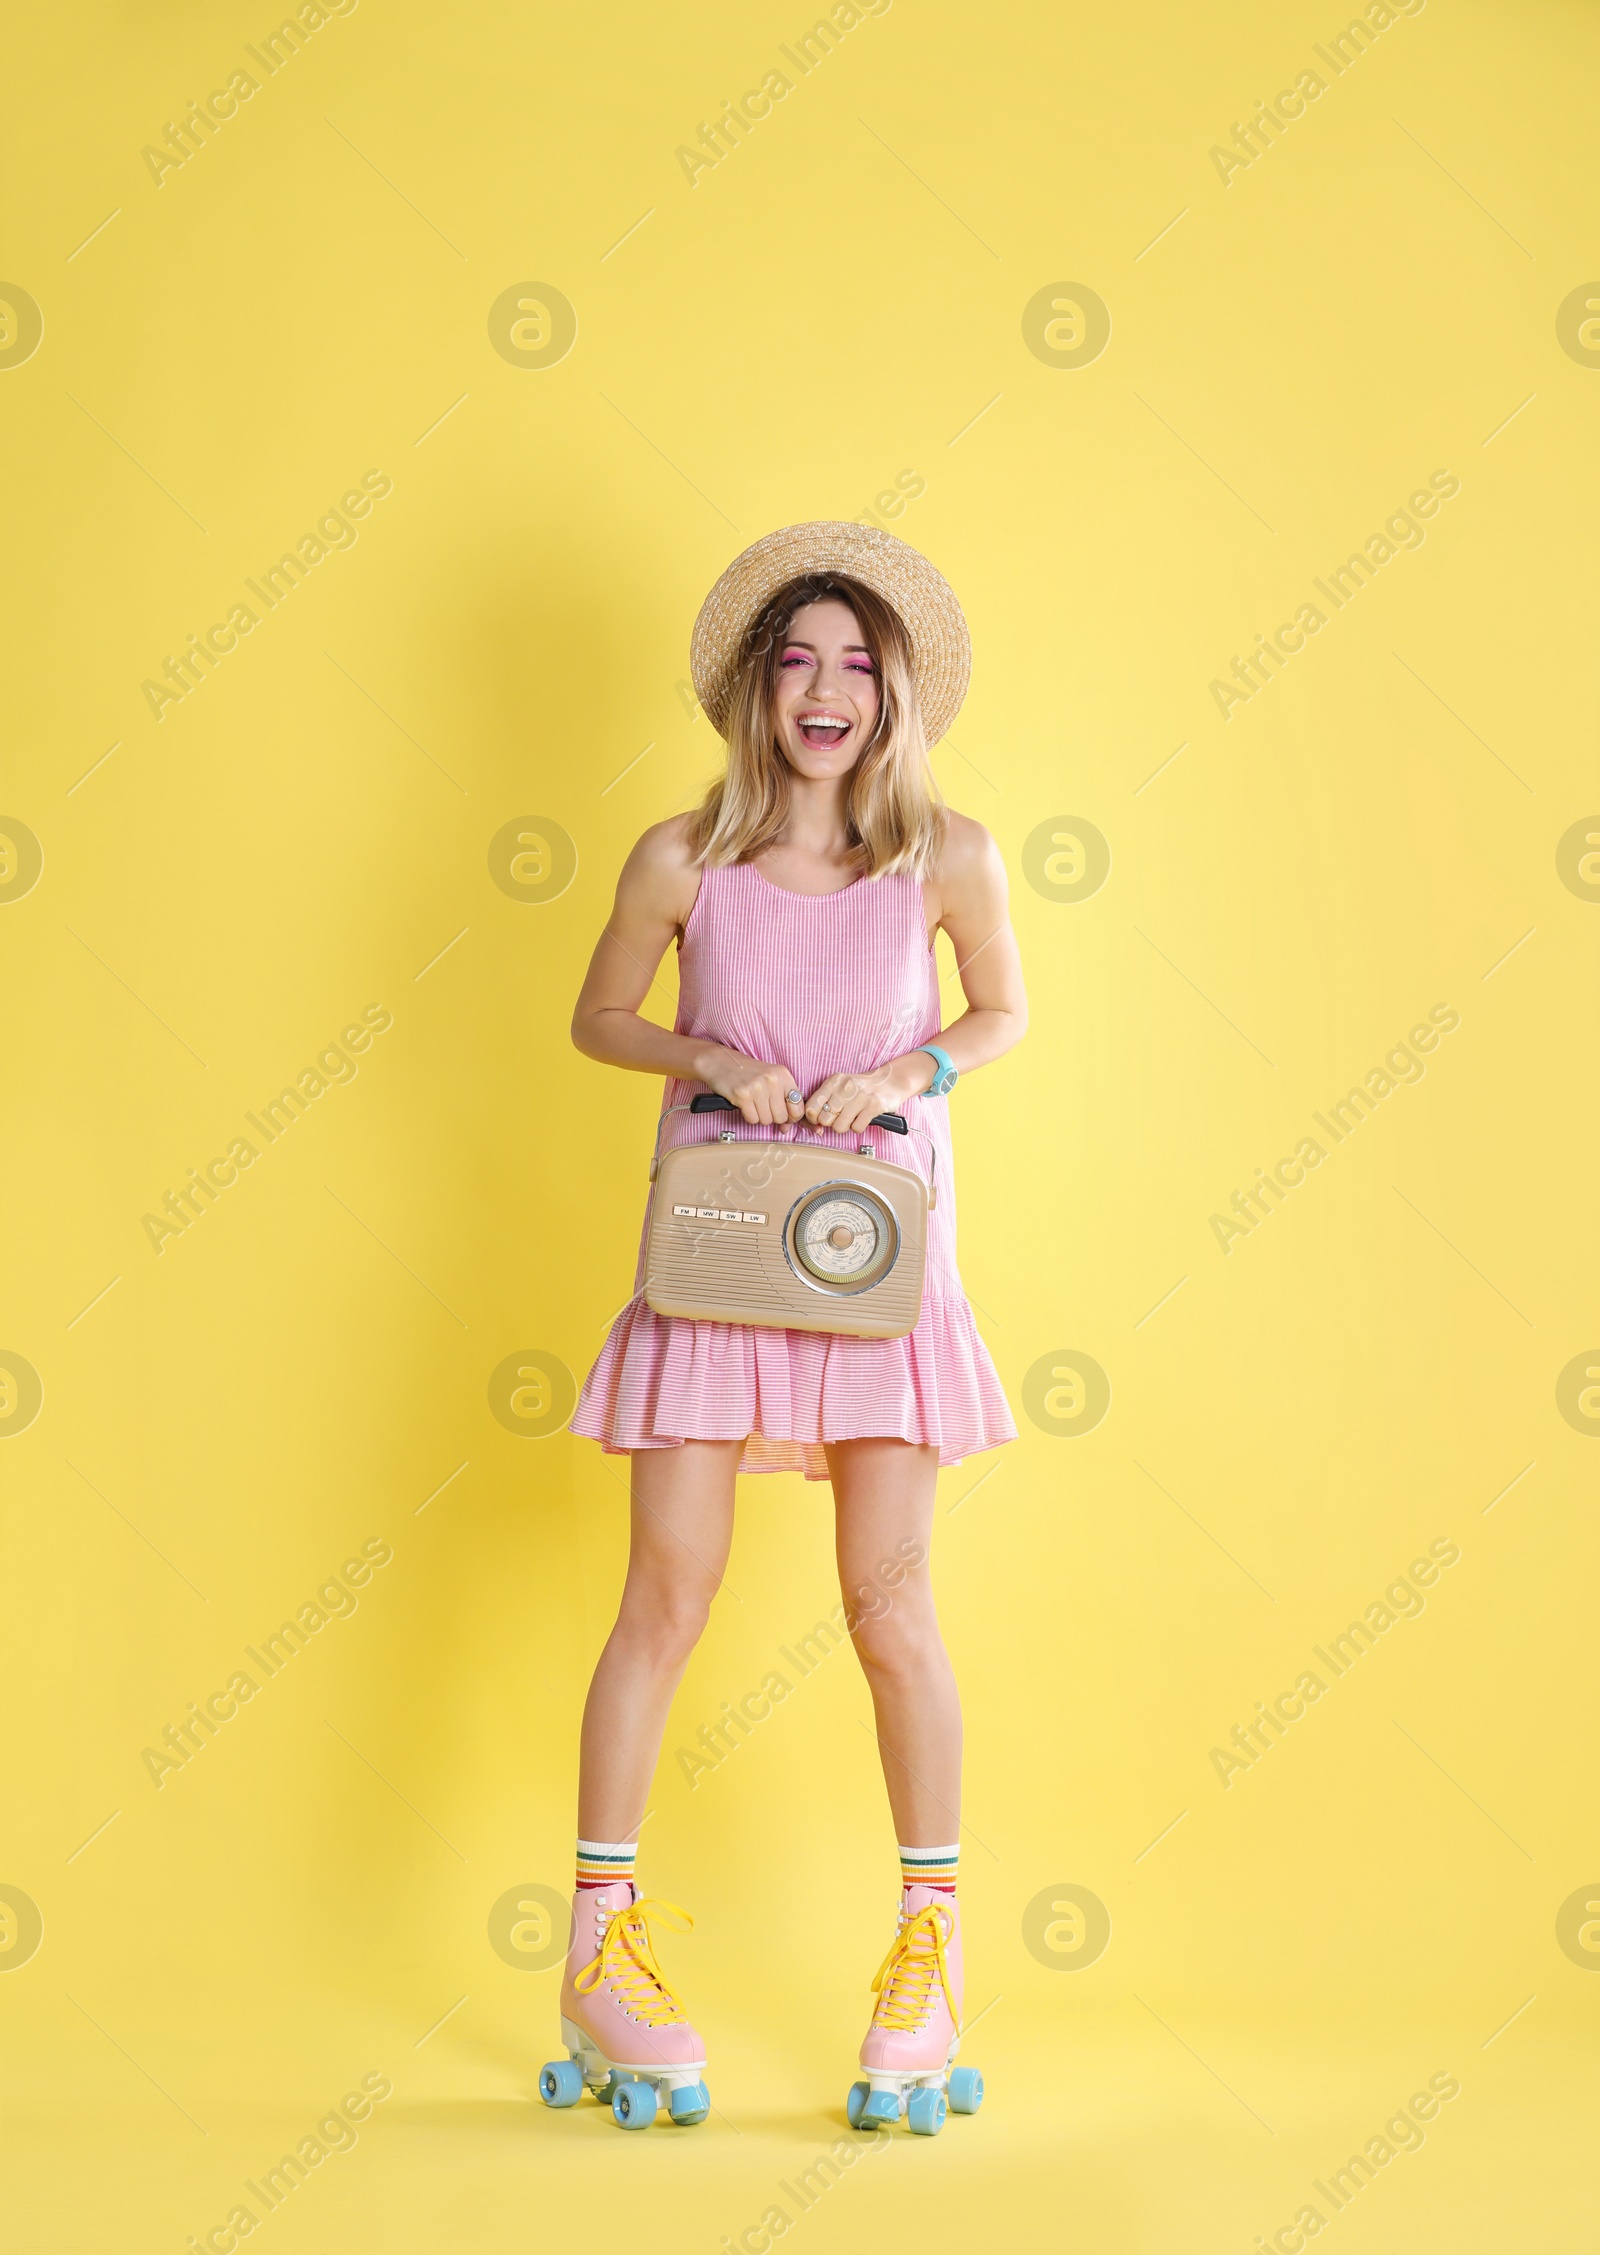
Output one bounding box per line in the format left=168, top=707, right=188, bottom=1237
left=947, top=2066, right=984, bottom=2114
left=907, top=2086, right=947, bottom=2136
left=611, top=2078, right=658, bottom=2129
left=669, top=2080, right=710, bottom=2125
left=539, top=2058, right=584, bottom=2108
left=861, top=2087, right=900, bottom=2128
left=847, top=2080, right=870, bottom=2129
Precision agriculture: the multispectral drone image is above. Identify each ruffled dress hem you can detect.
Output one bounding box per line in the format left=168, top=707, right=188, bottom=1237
left=571, top=1292, right=1017, bottom=1482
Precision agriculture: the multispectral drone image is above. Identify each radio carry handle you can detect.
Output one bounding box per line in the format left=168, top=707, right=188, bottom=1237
left=649, top=1090, right=937, bottom=1205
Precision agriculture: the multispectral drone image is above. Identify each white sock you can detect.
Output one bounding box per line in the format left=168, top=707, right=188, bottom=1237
left=899, top=1842, right=959, bottom=1892
left=576, top=1836, right=637, bottom=1890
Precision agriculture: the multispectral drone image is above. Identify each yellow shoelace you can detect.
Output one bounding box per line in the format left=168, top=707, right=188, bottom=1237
left=573, top=1897, right=693, bottom=2027
left=869, top=1900, right=958, bottom=2032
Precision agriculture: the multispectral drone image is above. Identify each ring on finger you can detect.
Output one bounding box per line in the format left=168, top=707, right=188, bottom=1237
left=785, top=1089, right=803, bottom=1106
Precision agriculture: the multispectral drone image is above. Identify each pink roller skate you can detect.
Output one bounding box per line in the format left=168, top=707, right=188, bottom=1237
left=847, top=1886, right=984, bottom=2136
left=538, top=1884, right=709, bottom=2129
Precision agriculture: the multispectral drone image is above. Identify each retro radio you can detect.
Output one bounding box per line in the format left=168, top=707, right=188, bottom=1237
left=643, top=1093, right=936, bottom=1340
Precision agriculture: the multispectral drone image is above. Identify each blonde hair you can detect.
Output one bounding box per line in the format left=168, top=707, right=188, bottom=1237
left=685, top=573, right=947, bottom=878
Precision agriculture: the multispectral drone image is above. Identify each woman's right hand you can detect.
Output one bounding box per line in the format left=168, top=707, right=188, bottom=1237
left=693, top=1046, right=805, bottom=1127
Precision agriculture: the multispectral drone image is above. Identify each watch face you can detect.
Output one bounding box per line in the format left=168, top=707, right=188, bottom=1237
left=920, top=1052, right=955, bottom=1094
left=786, top=1183, right=900, bottom=1295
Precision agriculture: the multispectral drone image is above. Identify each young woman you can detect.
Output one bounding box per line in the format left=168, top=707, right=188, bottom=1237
left=544, top=522, right=1025, bottom=2134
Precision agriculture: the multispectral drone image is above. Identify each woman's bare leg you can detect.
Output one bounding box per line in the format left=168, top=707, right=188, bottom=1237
left=576, top=1440, right=742, bottom=1841
left=825, top=1438, right=961, bottom=1846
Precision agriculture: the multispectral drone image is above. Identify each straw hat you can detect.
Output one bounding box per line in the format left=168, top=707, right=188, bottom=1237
left=689, top=521, right=971, bottom=746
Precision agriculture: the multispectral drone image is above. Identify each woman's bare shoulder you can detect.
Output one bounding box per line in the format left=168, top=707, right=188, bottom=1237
left=936, top=811, right=1007, bottom=902
left=626, top=812, right=699, bottom=871
left=617, top=812, right=702, bottom=919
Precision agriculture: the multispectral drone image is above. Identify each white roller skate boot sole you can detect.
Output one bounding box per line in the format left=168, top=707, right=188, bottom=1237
left=540, top=2017, right=710, bottom=2131
left=848, top=2034, right=984, bottom=2137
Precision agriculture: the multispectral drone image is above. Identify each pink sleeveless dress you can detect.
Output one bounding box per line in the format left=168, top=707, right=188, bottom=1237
left=571, top=861, right=1017, bottom=1479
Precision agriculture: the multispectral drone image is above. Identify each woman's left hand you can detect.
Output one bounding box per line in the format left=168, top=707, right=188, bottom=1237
left=804, top=1052, right=936, bottom=1132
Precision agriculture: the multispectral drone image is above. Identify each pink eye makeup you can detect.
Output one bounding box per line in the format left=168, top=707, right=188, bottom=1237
left=779, top=646, right=876, bottom=673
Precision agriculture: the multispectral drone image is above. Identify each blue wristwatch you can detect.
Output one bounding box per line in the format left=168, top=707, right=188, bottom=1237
left=917, top=1044, right=959, bottom=1096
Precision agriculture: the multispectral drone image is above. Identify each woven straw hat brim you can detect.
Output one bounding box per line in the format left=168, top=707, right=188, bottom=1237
left=689, top=521, right=971, bottom=746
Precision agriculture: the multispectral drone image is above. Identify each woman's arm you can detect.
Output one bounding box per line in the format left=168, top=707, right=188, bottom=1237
left=570, top=820, right=806, bottom=1127
left=803, top=814, right=1028, bottom=1131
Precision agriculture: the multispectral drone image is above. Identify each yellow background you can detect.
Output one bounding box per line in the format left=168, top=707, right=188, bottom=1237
left=3, top=0, right=1597, bottom=2246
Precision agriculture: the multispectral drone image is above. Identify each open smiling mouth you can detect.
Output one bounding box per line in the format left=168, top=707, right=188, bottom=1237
left=795, top=713, right=853, bottom=750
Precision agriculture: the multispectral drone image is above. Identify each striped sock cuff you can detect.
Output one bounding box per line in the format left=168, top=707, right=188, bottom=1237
left=576, top=1837, right=638, bottom=1890
left=899, top=1842, right=960, bottom=1890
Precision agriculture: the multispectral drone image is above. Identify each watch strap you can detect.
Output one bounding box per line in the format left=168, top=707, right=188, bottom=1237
left=917, top=1044, right=958, bottom=1091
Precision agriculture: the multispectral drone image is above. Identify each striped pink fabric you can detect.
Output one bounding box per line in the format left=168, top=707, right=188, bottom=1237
left=571, top=861, right=1017, bottom=1479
